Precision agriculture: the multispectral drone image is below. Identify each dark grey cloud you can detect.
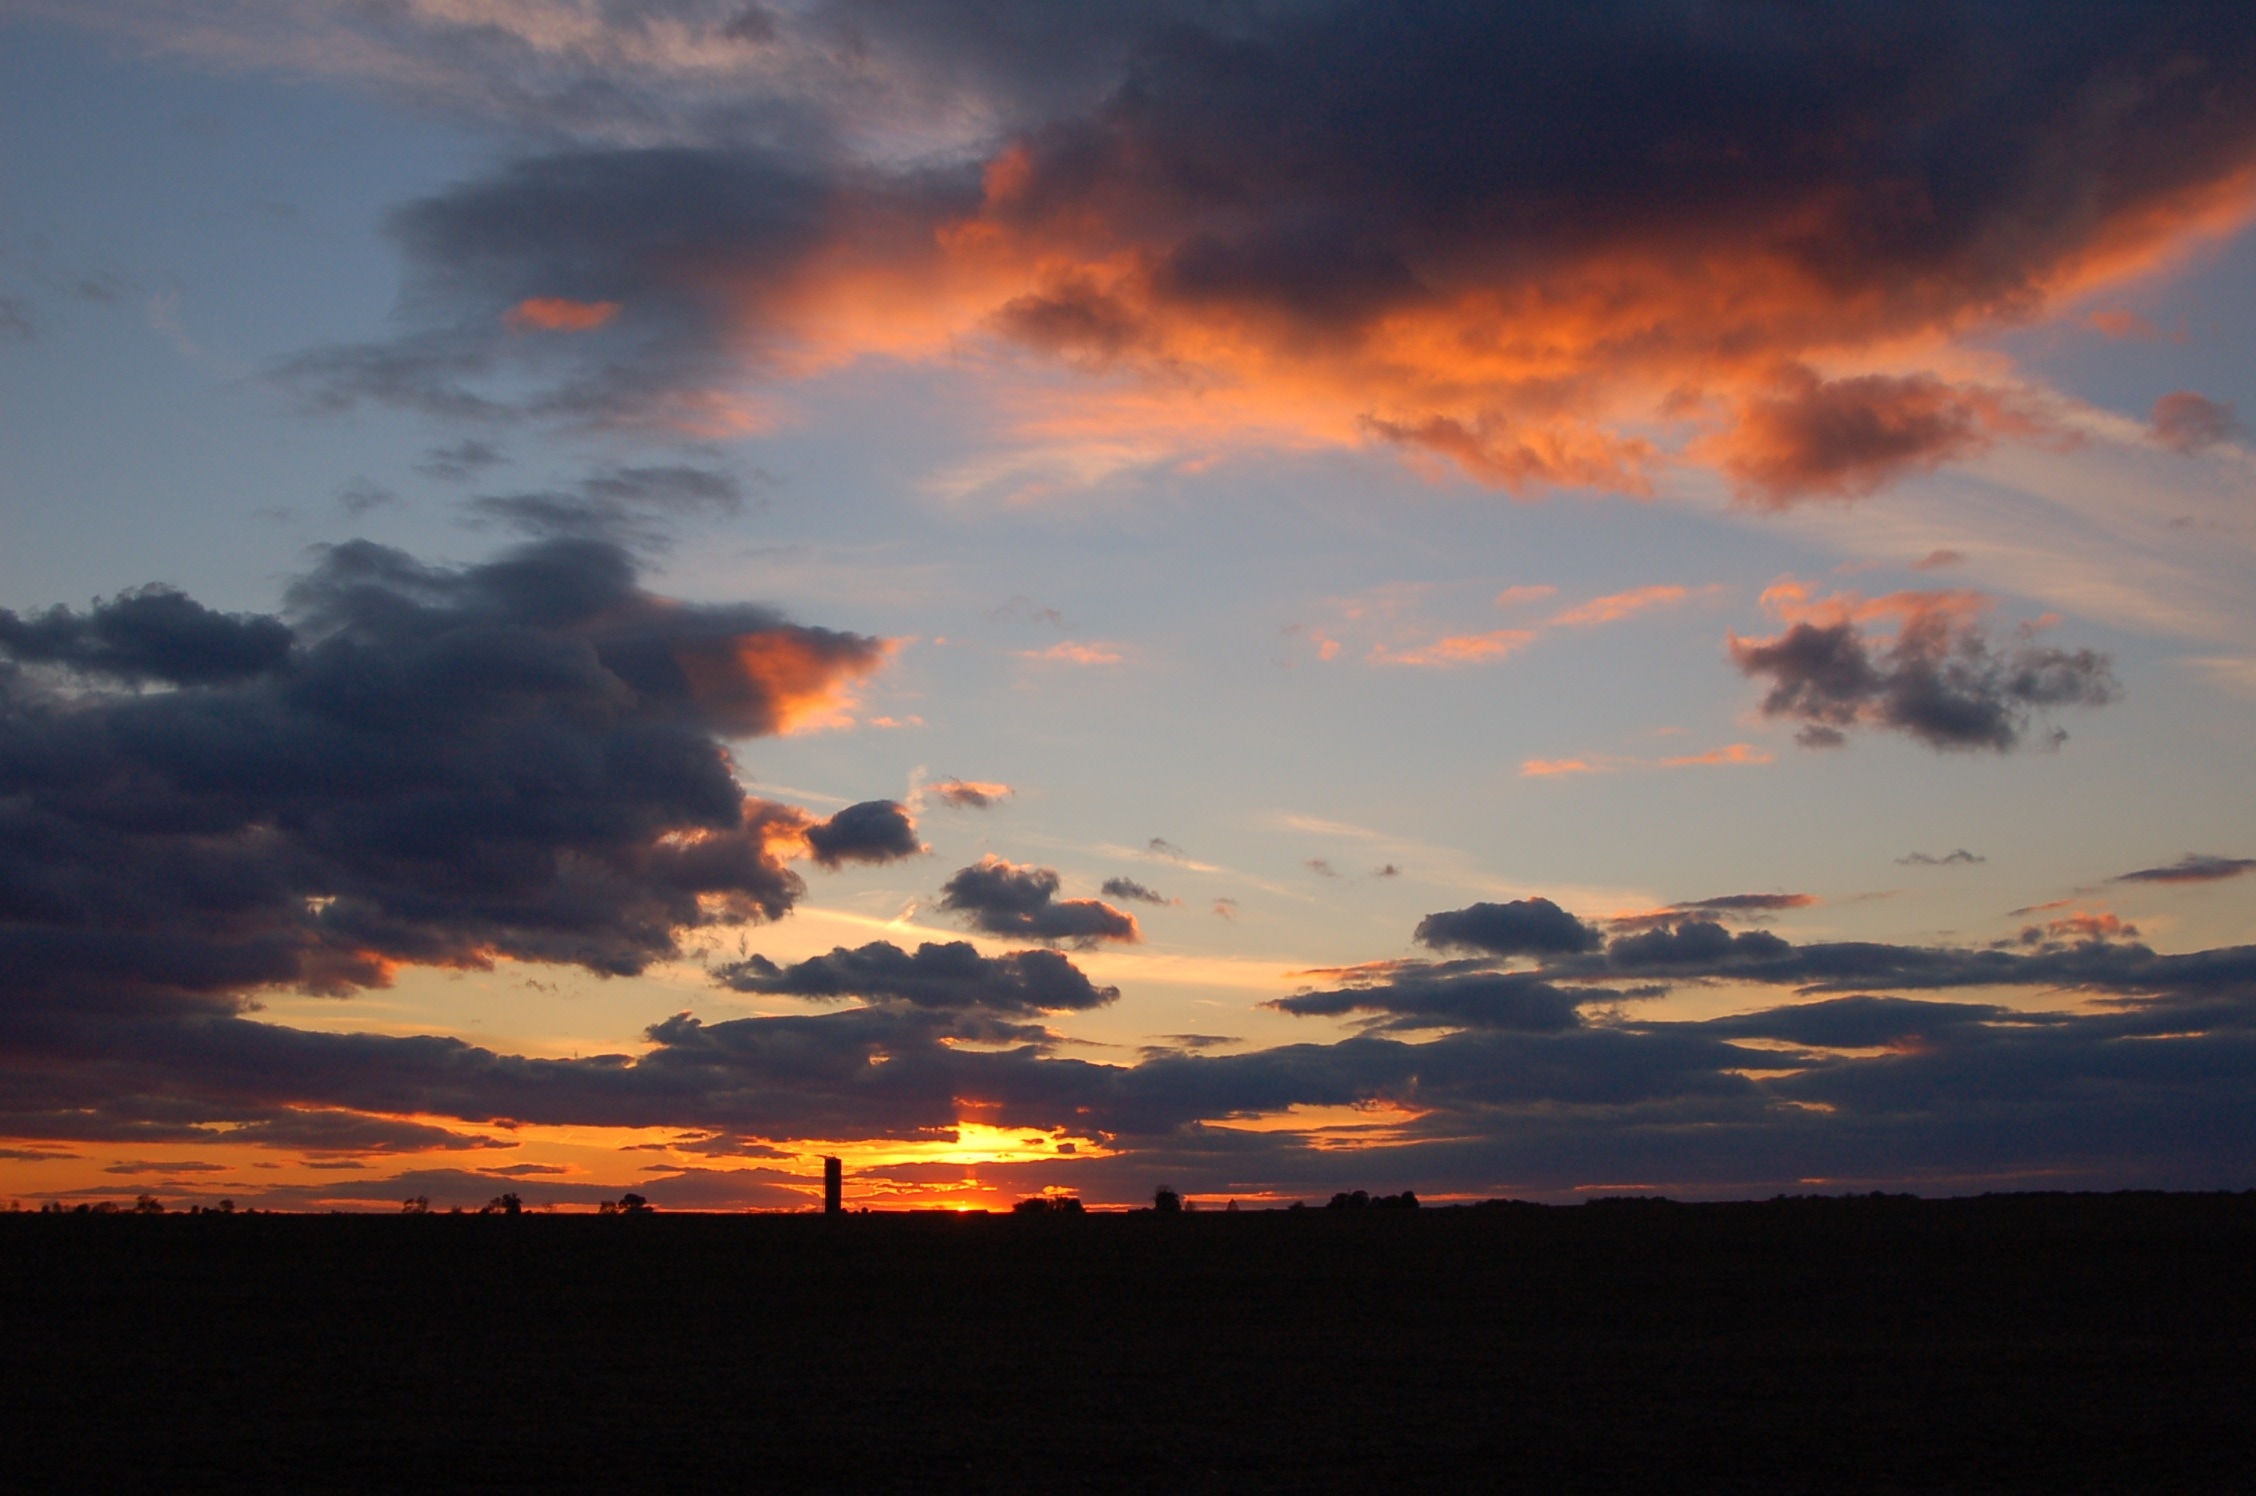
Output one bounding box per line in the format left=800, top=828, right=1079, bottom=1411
left=0, top=535, right=890, bottom=1033
left=802, top=800, right=923, bottom=868
left=2113, top=854, right=2256, bottom=885
left=275, top=148, right=863, bottom=426
left=0, top=585, right=292, bottom=685
left=1900, top=849, right=1985, bottom=866
left=467, top=463, right=749, bottom=547
left=716, top=939, right=1117, bottom=1014
left=938, top=857, right=1139, bottom=945
left=1612, top=892, right=1818, bottom=932
left=2150, top=390, right=2241, bottom=453
left=1414, top=898, right=1602, bottom=957
left=1269, top=967, right=1597, bottom=1034
left=1100, top=876, right=1170, bottom=905
left=1731, top=599, right=2117, bottom=751
left=416, top=439, right=508, bottom=481
left=6, top=886, right=2256, bottom=1196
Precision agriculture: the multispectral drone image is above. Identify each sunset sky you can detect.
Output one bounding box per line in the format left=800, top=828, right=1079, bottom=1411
left=4, top=0, right=2255, bottom=1210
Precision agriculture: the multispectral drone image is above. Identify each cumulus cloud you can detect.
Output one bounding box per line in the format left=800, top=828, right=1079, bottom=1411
left=937, top=857, right=1139, bottom=945
left=0, top=535, right=892, bottom=1030
left=802, top=800, right=923, bottom=868
left=716, top=940, right=1116, bottom=1014
left=242, top=3, right=2256, bottom=498
left=1414, top=898, right=1602, bottom=957
left=1730, top=584, right=2117, bottom=751
left=1270, top=967, right=1597, bottom=1033
left=2113, top=854, right=2256, bottom=885
left=2149, top=391, right=2241, bottom=452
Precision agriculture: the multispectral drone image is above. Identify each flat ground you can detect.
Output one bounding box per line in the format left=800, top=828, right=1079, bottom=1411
left=6, top=1193, right=2252, bottom=1492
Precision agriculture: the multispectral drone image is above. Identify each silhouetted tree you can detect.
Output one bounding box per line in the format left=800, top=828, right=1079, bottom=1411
left=482, top=1193, right=523, bottom=1216
left=600, top=1193, right=653, bottom=1215
left=214, top=1198, right=235, bottom=1215
left=402, top=1196, right=430, bottom=1214
left=1013, top=1195, right=1085, bottom=1214
left=132, top=1194, right=164, bottom=1214
left=1153, top=1186, right=1182, bottom=1213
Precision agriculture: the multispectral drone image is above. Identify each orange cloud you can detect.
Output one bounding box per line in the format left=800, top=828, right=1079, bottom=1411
left=1551, top=585, right=1700, bottom=628
left=1369, top=629, right=1538, bottom=668
left=674, top=630, right=892, bottom=736
left=1521, top=757, right=1610, bottom=777
left=1659, top=743, right=1773, bottom=768
left=336, top=13, right=2256, bottom=503
left=1017, top=641, right=1124, bottom=666
left=503, top=297, right=622, bottom=333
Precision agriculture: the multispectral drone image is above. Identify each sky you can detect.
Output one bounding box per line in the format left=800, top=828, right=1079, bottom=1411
left=3, top=0, right=2255, bottom=1211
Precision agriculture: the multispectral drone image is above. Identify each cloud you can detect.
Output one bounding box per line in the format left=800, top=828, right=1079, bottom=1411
left=929, top=778, right=1012, bottom=809
left=416, top=439, right=507, bottom=481
left=0, top=585, right=292, bottom=685
left=1730, top=584, right=2117, bottom=751
left=1710, top=368, right=2031, bottom=506
left=0, top=535, right=893, bottom=1028
left=1270, top=966, right=1596, bottom=1034
left=1305, top=859, right=1338, bottom=878
left=802, top=800, right=923, bottom=868
left=1016, top=641, right=1123, bottom=666
left=337, top=478, right=399, bottom=516
left=1549, top=585, right=1700, bottom=629
left=716, top=940, right=1117, bottom=1014
left=250, top=4, right=2256, bottom=499
left=1657, top=743, right=1772, bottom=768
left=1100, top=877, right=1172, bottom=906
left=7, top=876, right=2256, bottom=1194
left=1414, top=898, right=1603, bottom=957
left=0, top=294, right=34, bottom=342
left=1610, top=894, right=1818, bottom=934
left=2149, top=391, right=2242, bottom=453
left=1521, top=757, right=1606, bottom=778
left=466, top=463, right=749, bottom=547
left=1912, top=550, right=1965, bottom=572
left=1368, top=629, right=1538, bottom=668
left=2112, top=854, right=2256, bottom=885
left=938, top=857, right=1139, bottom=945
left=504, top=297, right=621, bottom=333
left=1900, top=850, right=1986, bottom=866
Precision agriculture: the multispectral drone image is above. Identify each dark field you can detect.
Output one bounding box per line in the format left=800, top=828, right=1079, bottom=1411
left=7, top=1193, right=2253, bottom=1492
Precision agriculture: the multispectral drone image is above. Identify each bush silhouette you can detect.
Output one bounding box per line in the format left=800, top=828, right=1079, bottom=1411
left=1152, top=1186, right=1182, bottom=1214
